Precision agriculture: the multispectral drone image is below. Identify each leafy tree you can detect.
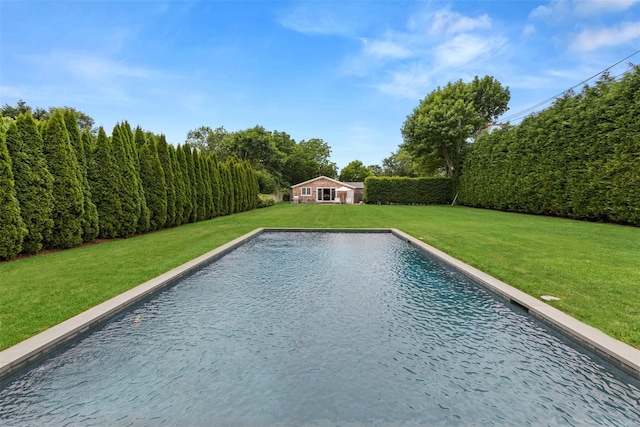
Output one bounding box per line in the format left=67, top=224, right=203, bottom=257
left=64, top=110, right=98, bottom=242
left=0, top=127, right=27, bottom=259
left=177, top=145, right=193, bottom=223
left=156, top=135, right=176, bottom=227
left=138, top=139, right=167, bottom=231
left=255, top=169, right=277, bottom=193
left=88, top=127, right=122, bottom=238
left=12, top=113, right=55, bottom=253
left=41, top=111, right=84, bottom=248
left=185, top=125, right=231, bottom=156
left=131, top=127, right=151, bottom=234
left=283, top=138, right=337, bottom=184
left=111, top=124, right=141, bottom=237
left=401, top=75, right=509, bottom=178
left=339, top=160, right=372, bottom=182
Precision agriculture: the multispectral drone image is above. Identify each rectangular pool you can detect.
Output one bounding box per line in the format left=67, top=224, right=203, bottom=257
left=1, top=231, right=639, bottom=425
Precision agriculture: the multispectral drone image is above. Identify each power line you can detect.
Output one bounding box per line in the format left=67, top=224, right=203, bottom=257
left=501, top=48, right=640, bottom=124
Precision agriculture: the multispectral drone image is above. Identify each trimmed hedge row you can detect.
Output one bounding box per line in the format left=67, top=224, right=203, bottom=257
left=457, top=66, right=640, bottom=225
left=364, top=176, right=453, bottom=205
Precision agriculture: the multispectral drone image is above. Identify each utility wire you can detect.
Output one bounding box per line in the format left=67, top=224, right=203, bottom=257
left=501, top=48, right=640, bottom=124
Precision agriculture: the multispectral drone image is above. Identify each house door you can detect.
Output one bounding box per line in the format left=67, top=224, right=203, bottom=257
left=317, top=188, right=336, bottom=202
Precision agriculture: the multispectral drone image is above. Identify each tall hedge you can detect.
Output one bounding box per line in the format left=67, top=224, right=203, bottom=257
left=132, top=126, right=151, bottom=234
left=156, top=135, right=176, bottom=227
left=42, top=111, right=84, bottom=248
left=64, top=110, right=98, bottom=242
left=458, top=67, right=640, bottom=225
left=138, top=140, right=167, bottom=231
left=88, top=127, right=122, bottom=238
left=364, top=176, right=453, bottom=205
left=0, top=125, right=27, bottom=259
left=112, top=124, right=141, bottom=237
left=10, top=115, right=54, bottom=253
left=177, top=145, right=193, bottom=223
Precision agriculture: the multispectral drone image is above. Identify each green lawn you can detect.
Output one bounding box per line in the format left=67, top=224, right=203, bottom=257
left=2, top=203, right=639, bottom=350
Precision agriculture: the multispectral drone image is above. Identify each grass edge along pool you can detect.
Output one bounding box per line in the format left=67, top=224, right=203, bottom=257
left=0, top=227, right=638, bottom=383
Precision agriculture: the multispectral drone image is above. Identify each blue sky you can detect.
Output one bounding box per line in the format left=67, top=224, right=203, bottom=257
left=1, top=1, right=639, bottom=170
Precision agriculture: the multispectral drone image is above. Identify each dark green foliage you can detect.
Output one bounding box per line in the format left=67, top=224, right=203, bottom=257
left=209, top=155, right=223, bottom=216
left=88, top=127, right=122, bottom=238
left=11, top=114, right=54, bottom=253
left=200, top=155, right=215, bottom=219
left=42, top=111, right=84, bottom=249
left=156, top=135, right=176, bottom=227
left=364, top=176, right=453, bottom=205
left=138, top=140, right=167, bottom=231
left=170, top=147, right=187, bottom=226
left=177, top=145, right=193, bottom=223
left=64, top=110, right=98, bottom=242
left=184, top=146, right=199, bottom=222
left=458, top=66, right=640, bottom=225
left=112, top=124, right=141, bottom=237
left=132, top=127, right=151, bottom=234
left=0, top=126, right=27, bottom=259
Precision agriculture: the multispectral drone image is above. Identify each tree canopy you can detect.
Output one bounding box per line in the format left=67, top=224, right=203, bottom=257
left=401, top=75, right=510, bottom=178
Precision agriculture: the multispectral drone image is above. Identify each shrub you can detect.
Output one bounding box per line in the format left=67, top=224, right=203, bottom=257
left=257, top=194, right=276, bottom=208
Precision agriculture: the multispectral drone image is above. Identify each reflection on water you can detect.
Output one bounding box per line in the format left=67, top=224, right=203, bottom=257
left=2, top=232, right=640, bottom=426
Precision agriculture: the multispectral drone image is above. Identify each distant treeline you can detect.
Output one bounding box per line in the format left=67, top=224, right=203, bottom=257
left=1, top=110, right=258, bottom=260
left=458, top=66, right=640, bottom=225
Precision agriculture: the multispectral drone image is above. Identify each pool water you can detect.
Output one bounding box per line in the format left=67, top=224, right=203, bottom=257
left=1, top=232, right=639, bottom=426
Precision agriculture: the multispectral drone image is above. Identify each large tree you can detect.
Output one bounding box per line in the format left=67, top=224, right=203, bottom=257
left=401, top=75, right=510, bottom=178
left=42, top=111, right=84, bottom=248
left=339, top=160, right=372, bottom=182
left=0, top=124, right=27, bottom=259
left=12, top=113, right=55, bottom=253
left=88, top=127, right=122, bottom=238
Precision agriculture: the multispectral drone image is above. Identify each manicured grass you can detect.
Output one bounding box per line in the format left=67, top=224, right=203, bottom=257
left=1, top=203, right=639, bottom=350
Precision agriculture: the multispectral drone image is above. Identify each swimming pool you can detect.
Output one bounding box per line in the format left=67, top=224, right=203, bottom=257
left=1, top=231, right=639, bottom=425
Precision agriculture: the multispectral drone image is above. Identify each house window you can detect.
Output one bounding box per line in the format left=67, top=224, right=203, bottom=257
left=301, top=187, right=312, bottom=196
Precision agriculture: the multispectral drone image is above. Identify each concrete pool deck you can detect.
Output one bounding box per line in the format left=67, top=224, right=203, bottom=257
left=1, top=228, right=639, bottom=382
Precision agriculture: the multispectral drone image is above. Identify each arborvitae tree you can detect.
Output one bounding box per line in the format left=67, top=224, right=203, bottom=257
left=82, top=129, right=94, bottom=167
left=0, top=125, right=27, bottom=259
left=177, top=145, right=193, bottom=224
left=156, top=135, right=176, bottom=227
left=209, top=154, right=222, bottom=217
left=64, top=110, right=98, bottom=242
left=170, top=147, right=186, bottom=225
left=201, top=155, right=215, bottom=218
left=138, top=140, right=167, bottom=231
left=42, top=111, right=84, bottom=249
left=245, top=160, right=259, bottom=210
left=11, top=114, right=54, bottom=253
left=133, top=127, right=151, bottom=233
left=184, top=145, right=199, bottom=222
left=111, top=123, right=141, bottom=237
left=223, top=160, right=236, bottom=214
left=88, top=127, right=121, bottom=238
left=193, top=150, right=207, bottom=221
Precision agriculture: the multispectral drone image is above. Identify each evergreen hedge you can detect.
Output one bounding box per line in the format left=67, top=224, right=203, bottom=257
left=458, top=66, right=640, bottom=225
left=364, top=176, right=453, bottom=205
left=0, top=126, right=27, bottom=259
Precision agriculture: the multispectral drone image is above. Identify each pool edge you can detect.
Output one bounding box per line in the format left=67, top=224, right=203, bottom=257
left=0, top=228, right=265, bottom=382
left=390, top=228, right=640, bottom=380
left=2, top=227, right=639, bottom=382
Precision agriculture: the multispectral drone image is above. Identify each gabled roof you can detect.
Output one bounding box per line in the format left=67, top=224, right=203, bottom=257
left=291, top=175, right=356, bottom=189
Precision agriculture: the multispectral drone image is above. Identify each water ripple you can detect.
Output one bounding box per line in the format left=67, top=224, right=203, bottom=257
left=2, top=232, right=639, bottom=426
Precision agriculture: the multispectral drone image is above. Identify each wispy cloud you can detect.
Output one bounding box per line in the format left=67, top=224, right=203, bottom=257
left=569, top=21, right=640, bottom=51
left=427, top=10, right=491, bottom=36
left=276, top=3, right=359, bottom=36
left=574, top=0, right=640, bottom=14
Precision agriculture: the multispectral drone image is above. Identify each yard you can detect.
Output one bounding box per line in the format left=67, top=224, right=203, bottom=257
left=1, top=203, right=639, bottom=350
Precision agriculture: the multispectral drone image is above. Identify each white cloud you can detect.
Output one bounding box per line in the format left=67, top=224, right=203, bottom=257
left=522, top=24, right=536, bottom=37
left=22, top=51, right=155, bottom=81
left=428, top=10, right=492, bottom=36
left=574, top=0, right=640, bottom=14
left=361, top=38, right=413, bottom=59
left=276, top=3, right=356, bottom=36
left=434, top=34, right=503, bottom=68
left=375, top=64, right=434, bottom=99
left=570, top=21, right=640, bottom=51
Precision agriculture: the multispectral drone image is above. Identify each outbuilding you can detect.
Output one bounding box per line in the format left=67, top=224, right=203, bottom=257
left=290, top=176, right=364, bottom=204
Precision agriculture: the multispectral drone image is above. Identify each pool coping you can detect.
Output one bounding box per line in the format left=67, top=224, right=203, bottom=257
left=1, top=227, right=639, bottom=382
